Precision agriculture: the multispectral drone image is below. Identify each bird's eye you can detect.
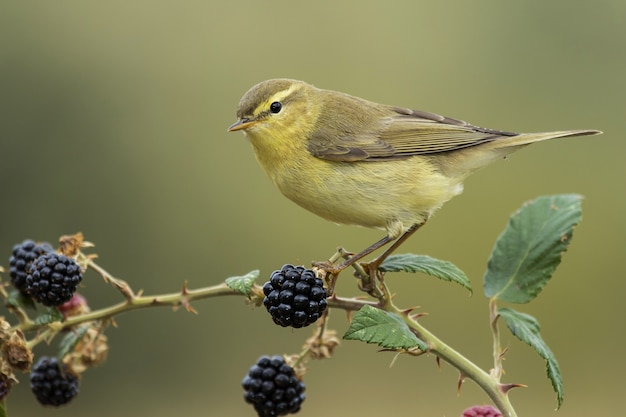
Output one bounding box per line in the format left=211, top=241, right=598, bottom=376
left=270, top=102, right=282, bottom=114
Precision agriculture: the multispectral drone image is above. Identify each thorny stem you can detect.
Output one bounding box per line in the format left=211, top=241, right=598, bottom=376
left=12, top=271, right=374, bottom=344
left=351, top=267, right=517, bottom=417
left=490, top=297, right=504, bottom=380
left=81, top=254, right=134, bottom=300
left=25, top=328, right=55, bottom=350
left=326, top=294, right=378, bottom=311
left=403, top=310, right=517, bottom=417
left=17, top=282, right=242, bottom=335
left=13, top=254, right=244, bottom=336
left=316, top=231, right=522, bottom=417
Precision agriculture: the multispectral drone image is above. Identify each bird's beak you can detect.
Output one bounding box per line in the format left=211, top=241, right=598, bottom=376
left=227, top=118, right=257, bottom=132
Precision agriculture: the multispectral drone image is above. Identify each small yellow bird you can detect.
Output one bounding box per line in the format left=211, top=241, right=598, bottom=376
left=228, top=79, right=601, bottom=271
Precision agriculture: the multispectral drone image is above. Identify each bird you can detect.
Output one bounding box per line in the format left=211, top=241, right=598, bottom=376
left=228, top=78, right=601, bottom=273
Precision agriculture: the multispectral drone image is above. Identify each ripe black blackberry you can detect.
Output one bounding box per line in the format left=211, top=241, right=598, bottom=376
left=242, top=355, right=306, bottom=417
left=25, top=253, right=83, bottom=307
left=30, top=356, right=79, bottom=407
left=262, top=265, right=327, bottom=328
left=9, top=239, right=54, bottom=295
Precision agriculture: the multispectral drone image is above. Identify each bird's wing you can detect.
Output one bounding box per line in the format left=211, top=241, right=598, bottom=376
left=307, top=106, right=518, bottom=162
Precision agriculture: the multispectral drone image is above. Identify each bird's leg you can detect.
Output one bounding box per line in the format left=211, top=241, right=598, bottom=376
left=362, top=220, right=426, bottom=275
left=313, top=234, right=395, bottom=276
left=314, top=220, right=427, bottom=288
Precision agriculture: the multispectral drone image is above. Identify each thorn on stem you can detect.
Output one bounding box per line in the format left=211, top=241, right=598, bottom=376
left=499, top=383, right=527, bottom=394
left=457, top=372, right=467, bottom=395
left=498, top=345, right=510, bottom=360
left=182, top=299, right=198, bottom=314
left=409, top=312, right=428, bottom=321
left=400, top=306, right=421, bottom=316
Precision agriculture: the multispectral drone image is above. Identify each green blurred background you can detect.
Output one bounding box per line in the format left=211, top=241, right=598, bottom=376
left=1, top=1, right=624, bottom=416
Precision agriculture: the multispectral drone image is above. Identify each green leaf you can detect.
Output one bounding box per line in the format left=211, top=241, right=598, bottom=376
left=225, top=270, right=259, bottom=296
left=484, top=194, right=582, bottom=303
left=498, top=307, right=563, bottom=408
left=380, top=253, right=472, bottom=293
left=343, top=305, right=427, bottom=351
left=5, top=290, right=36, bottom=310
left=58, top=325, right=90, bottom=359
left=34, top=307, right=63, bottom=325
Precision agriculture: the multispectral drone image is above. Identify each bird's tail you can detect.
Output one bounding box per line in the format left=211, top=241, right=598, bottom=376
left=494, top=129, right=602, bottom=148
left=447, top=129, right=602, bottom=177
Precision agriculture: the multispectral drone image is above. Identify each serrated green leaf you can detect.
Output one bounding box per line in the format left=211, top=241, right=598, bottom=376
left=484, top=194, right=582, bottom=303
left=343, top=305, right=427, bottom=351
left=34, top=307, right=63, bottom=325
left=380, top=253, right=472, bottom=293
left=498, top=307, right=563, bottom=408
left=58, top=325, right=90, bottom=359
left=225, top=270, right=259, bottom=296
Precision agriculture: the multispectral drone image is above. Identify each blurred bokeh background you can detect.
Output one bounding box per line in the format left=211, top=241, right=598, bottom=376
left=1, top=1, right=624, bottom=416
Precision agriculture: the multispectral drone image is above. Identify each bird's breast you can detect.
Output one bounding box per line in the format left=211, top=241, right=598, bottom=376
left=254, top=149, right=464, bottom=234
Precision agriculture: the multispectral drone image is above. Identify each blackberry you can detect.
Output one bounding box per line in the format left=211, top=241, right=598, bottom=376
left=25, top=253, right=82, bottom=307
left=9, top=239, right=54, bottom=295
left=262, top=265, right=327, bottom=328
left=242, top=355, right=305, bottom=417
left=30, top=356, right=79, bottom=407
